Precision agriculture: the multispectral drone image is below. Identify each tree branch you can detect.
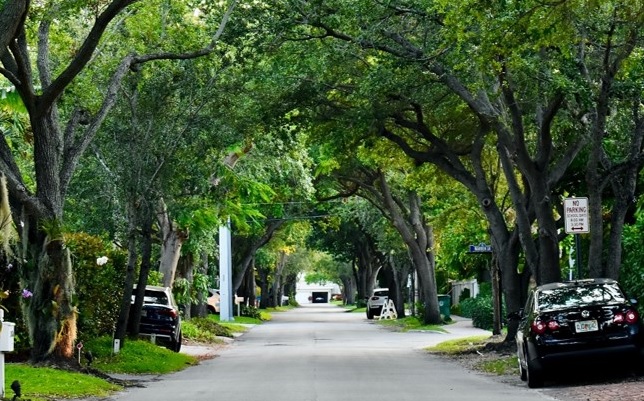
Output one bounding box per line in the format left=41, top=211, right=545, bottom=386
left=59, top=0, right=239, bottom=197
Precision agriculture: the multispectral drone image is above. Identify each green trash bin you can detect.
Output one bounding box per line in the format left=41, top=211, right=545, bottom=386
left=438, top=294, right=451, bottom=319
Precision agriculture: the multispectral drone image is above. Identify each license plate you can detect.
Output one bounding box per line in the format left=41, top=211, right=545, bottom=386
left=575, top=320, right=598, bottom=333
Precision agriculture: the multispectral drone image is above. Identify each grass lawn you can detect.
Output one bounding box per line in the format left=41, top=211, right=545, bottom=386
left=4, top=363, right=121, bottom=401
left=377, top=316, right=448, bottom=332
left=3, top=312, right=267, bottom=401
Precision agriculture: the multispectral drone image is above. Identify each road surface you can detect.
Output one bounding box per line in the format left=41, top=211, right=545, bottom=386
left=105, top=304, right=559, bottom=401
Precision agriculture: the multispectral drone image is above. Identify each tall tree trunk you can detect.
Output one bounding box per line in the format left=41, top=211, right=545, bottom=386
left=158, top=199, right=188, bottom=288
left=191, top=252, right=209, bottom=318
left=232, top=220, right=284, bottom=293
left=245, top=260, right=257, bottom=307
left=178, top=254, right=194, bottom=320
left=386, top=256, right=407, bottom=318
left=23, top=225, right=76, bottom=362
left=114, top=199, right=139, bottom=347
left=271, top=251, right=287, bottom=307
left=341, top=275, right=355, bottom=305
left=602, top=101, right=643, bottom=279
left=129, top=214, right=154, bottom=339
left=257, top=264, right=270, bottom=309
left=376, top=177, right=440, bottom=325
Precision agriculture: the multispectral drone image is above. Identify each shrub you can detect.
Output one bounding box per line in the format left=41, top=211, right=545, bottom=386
left=67, top=232, right=127, bottom=339
left=459, top=297, right=477, bottom=318
left=470, top=296, right=495, bottom=331
left=240, top=305, right=262, bottom=319
left=182, top=317, right=233, bottom=342
left=456, top=283, right=505, bottom=331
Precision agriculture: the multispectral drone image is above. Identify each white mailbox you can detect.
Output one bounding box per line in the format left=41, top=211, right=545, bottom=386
left=0, top=322, right=15, bottom=352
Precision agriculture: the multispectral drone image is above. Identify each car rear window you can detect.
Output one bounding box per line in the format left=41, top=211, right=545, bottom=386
left=373, top=290, right=388, bottom=297
left=537, top=283, right=626, bottom=311
left=143, top=291, right=168, bottom=305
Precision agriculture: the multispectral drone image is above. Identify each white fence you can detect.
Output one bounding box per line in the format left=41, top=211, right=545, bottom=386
left=450, top=279, right=479, bottom=305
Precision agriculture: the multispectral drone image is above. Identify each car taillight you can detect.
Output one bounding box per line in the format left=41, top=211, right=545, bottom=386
left=531, top=320, right=547, bottom=334
left=160, top=309, right=178, bottom=318
left=615, top=310, right=638, bottom=324
left=531, top=319, right=558, bottom=334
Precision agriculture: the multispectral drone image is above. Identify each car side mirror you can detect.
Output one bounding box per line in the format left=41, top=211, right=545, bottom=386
left=507, top=309, right=523, bottom=321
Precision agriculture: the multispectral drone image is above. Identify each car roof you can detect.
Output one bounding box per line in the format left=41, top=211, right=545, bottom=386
left=536, top=278, right=618, bottom=292
left=136, top=285, right=171, bottom=292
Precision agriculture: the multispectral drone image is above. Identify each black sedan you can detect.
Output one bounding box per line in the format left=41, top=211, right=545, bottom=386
left=515, top=278, right=642, bottom=388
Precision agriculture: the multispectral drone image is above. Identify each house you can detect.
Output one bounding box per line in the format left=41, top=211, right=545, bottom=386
left=295, top=274, right=341, bottom=304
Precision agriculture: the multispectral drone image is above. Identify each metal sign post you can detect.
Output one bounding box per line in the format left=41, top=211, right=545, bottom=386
left=467, top=243, right=501, bottom=334
left=564, top=197, right=590, bottom=279
left=219, top=219, right=233, bottom=322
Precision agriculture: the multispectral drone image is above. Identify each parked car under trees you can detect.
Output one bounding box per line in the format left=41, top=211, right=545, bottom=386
left=513, top=279, right=642, bottom=388
left=129, top=286, right=182, bottom=352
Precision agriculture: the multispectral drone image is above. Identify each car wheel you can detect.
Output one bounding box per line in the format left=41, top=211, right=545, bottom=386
left=366, top=310, right=373, bottom=320
left=519, top=359, right=527, bottom=381
left=526, top=358, right=543, bottom=388
left=173, top=331, right=182, bottom=353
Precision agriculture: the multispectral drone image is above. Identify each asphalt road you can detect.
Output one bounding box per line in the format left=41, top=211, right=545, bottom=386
left=104, top=304, right=558, bottom=401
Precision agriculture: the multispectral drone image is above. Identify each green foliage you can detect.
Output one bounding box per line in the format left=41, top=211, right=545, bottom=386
left=240, top=305, right=262, bottom=319
left=457, top=283, right=505, bottom=331
left=147, top=271, right=163, bottom=286
left=181, top=317, right=233, bottom=342
left=173, top=277, right=191, bottom=306
left=620, top=201, right=644, bottom=305
left=66, top=232, right=127, bottom=339
left=287, top=292, right=299, bottom=307
left=470, top=296, right=495, bottom=331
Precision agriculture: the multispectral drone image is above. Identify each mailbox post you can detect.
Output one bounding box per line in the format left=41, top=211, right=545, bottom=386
left=0, top=309, right=16, bottom=399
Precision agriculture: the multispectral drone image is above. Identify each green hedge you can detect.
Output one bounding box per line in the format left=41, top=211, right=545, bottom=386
left=456, top=283, right=504, bottom=331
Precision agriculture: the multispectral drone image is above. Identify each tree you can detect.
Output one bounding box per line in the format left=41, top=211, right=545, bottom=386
left=260, top=0, right=644, bottom=339
left=0, top=0, right=237, bottom=362
left=351, top=168, right=442, bottom=324
left=308, top=203, right=385, bottom=306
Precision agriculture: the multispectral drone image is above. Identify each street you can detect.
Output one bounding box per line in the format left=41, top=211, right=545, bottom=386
left=105, top=304, right=557, bottom=401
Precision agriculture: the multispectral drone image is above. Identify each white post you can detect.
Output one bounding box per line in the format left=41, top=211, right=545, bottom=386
left=0, top=309, right=4, bottom=399
left=0, top=350, right=4, bottom=399
left=220, top=219, right=233, bottom=322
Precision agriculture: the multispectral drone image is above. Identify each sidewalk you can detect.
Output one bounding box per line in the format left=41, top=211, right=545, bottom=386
left=443, top=315, right=494, bottom=338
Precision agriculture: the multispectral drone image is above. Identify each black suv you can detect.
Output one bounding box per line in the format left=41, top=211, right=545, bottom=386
left=515, top=278, right=642, bottom=388
left=130, top=285, right=182, bottom=352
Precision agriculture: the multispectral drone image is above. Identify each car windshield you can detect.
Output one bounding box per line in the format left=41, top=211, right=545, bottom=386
left=373, top=290, right=388, bottom=297
left=537, top=283, right=626, bottom=311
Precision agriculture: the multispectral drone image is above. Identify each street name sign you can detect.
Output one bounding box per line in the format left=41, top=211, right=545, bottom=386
left=564, top=197, right=589, bottom=234
left=468, top=243, right=492, bottom=253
